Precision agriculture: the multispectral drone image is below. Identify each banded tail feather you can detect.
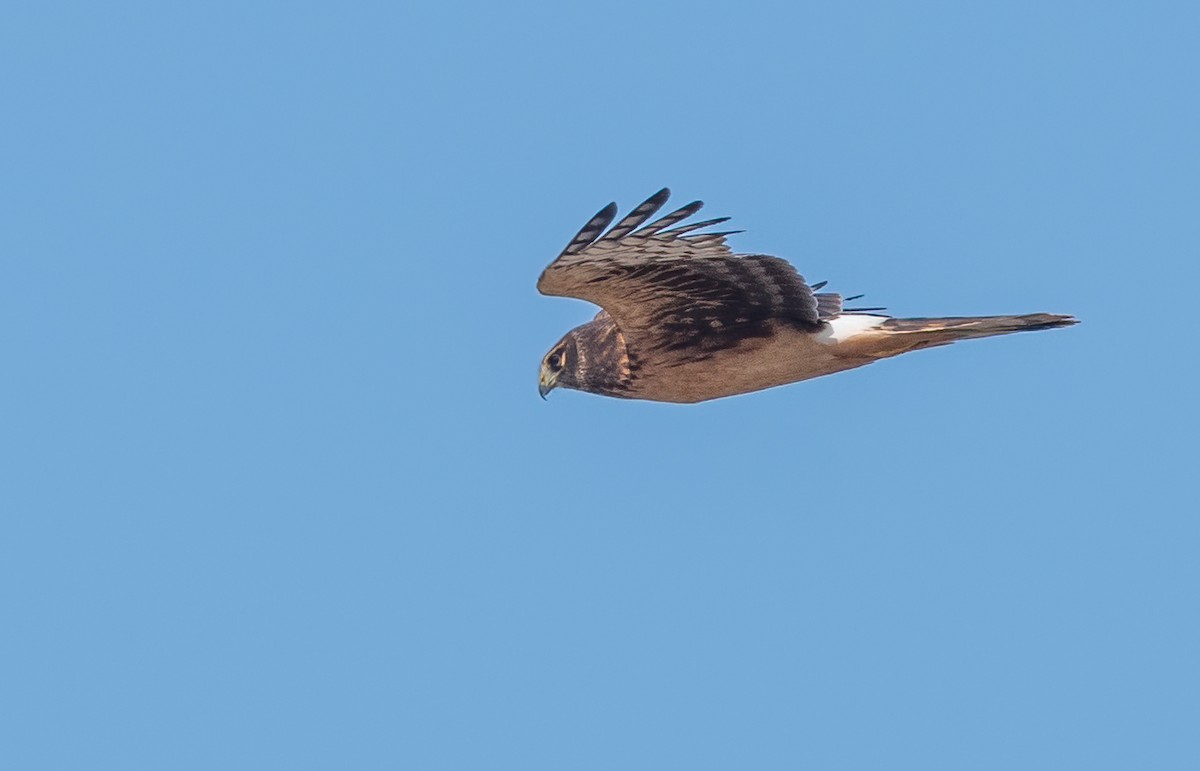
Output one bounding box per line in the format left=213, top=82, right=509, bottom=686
left=881, top=313, right=1078, bottom=341
left=823, top=312, right=1077, bottom=359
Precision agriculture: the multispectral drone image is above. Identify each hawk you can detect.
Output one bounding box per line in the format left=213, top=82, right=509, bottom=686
left=537, top=189, right=1076, bottom=403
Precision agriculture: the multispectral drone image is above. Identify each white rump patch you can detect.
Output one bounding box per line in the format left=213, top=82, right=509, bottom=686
left=816, top=314, right=887, bottom=345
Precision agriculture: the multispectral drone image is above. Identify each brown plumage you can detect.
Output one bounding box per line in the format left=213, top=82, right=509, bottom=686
left=537, top=189, right=1077, bottom=403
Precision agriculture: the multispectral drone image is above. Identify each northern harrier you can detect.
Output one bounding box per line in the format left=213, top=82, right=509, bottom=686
left=537, top=189, right=1076, bottom=403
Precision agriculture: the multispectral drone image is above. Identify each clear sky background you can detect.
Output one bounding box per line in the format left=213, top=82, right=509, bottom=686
left=1, top=2, right=1196, bottom=769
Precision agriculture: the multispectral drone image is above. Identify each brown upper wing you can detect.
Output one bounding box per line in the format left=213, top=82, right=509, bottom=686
left=537, top=189, right=825, bottom=365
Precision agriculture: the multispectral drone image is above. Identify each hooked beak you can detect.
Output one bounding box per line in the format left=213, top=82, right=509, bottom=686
left=538, top=369, right=557, bottom=400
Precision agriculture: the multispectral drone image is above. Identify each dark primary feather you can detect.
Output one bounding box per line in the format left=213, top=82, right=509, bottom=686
left=658, top=215, right=728, bottom=237
left=599, top=188, right=670, bottom=242
left=562, top=202, right=618, bottom=255
left=538, top=189, right=828, bottom=367
left=634, top=200, right=706, bottom=237
left=682, top=230, right=744, bottom=245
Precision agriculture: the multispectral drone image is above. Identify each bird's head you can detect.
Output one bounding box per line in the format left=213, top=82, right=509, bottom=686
left=538, top=314, right=632, bottom=400
left=538, top=333, right=579, bottom=399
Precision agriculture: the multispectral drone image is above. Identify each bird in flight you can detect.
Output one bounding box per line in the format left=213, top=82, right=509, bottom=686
left=537, top=189, right=1076, bottom=403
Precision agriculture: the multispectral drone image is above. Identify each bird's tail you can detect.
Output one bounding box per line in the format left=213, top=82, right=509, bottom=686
left=837, top=313, right=1078, bottom=358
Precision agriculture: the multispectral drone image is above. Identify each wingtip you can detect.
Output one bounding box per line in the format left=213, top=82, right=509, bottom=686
left=1050, top=313, right=1080, bottom=327
left=1018, top=313, right=1080, bottom=332
left=636, top=188, right=671, bottom=211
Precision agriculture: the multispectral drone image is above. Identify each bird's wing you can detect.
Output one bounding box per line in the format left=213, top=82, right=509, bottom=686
left=537, top=189, right=825, bottom=365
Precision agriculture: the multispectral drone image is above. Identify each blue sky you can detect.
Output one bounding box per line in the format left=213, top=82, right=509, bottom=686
left=1, top=1, right=1196, bottom=768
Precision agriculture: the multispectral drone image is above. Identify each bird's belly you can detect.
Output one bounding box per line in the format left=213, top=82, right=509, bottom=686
left=632, top=327, right=873, bottom=403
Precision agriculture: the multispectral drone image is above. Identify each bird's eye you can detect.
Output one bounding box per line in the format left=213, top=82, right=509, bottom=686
left=548, top=353, right=562, bottom=369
